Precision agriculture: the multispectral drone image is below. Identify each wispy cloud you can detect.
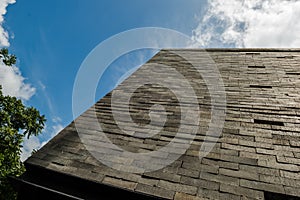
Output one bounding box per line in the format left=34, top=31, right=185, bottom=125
left=193, top=0, right=300, bottom=48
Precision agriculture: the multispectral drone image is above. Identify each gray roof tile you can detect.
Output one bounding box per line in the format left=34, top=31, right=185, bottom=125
left=26, top=49, right=300, bottom=199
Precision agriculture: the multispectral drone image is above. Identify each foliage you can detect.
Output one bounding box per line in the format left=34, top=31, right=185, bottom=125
left=0, top=49, right=46, bottom=199
left=0, top=48, right=16, bottom=66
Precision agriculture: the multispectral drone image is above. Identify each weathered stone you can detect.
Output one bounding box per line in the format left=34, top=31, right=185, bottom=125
left=220, top=184, right=264, bottom=199
left=200, top=172, right=240, bottom=186
left=219, top=168, right=259, bottom=181
left=23, top=49, right=300, bottom=199
left=102, top=176, right=137, bottom=190
left=135, top=183, right=175, bottom=199
left=240, top=179, right=285, bottom=194
left=174, top=192, right=208, bottom=200
left=158, top=180, right=198, bottom=195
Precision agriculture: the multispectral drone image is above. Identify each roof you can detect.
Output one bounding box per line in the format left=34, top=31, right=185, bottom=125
left=22, top=49, right=300, bottom=199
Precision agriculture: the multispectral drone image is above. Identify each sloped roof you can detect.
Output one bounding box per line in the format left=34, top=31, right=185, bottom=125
left=24, top=49, right=300, bottom=199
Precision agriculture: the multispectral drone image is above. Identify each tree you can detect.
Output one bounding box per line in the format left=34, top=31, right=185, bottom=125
left=0, top=49, right=46, bottom=199
left=0, top=48, right=17, bottom=66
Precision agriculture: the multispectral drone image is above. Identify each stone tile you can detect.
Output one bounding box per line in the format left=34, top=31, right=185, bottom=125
left=240, top=179, right=285, bottom=194
left=219, top=168, right=259, bottom=181
left=135, top=183, right=175, bottom=199
left=200, top=172, right=240, bottom=186
left=220, top=184, right=264, bottom=200
left=102, top=176, right=137, bottom=190
left=158, top=180, right=198, bottom=195
left=174, top=192, right=209, bottom=200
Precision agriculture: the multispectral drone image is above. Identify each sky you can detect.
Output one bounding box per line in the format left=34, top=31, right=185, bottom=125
left=0, top=0, right=299, bottom=161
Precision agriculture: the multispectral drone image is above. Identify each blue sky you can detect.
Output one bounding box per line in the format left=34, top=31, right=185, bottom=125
left=1, top=0, right=299, bottom=160
left=3, top=0, right=207, bottom=160
left=6, top=0, right=203, bottom=122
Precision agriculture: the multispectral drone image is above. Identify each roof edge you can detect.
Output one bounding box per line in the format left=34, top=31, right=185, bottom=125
left=163, top=48, right=300, bottom=52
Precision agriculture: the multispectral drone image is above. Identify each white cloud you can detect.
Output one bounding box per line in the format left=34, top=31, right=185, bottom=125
left=20, top=135, right=40, bottom=162
left=0, top=63, right=36, bottom=100
left=0, top=0, right=36, bottom=100
left=193, top=0, right=300, bottom=48
left=21, top=123, right=64, bottom=161
left=0, top=0, right=15, bottom=47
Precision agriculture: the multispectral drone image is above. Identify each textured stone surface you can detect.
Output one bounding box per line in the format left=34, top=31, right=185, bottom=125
left=26, top=49, right=300, bottom=199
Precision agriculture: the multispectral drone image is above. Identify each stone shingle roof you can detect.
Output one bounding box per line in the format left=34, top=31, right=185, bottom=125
left=26, top=49, right=300, bottom=199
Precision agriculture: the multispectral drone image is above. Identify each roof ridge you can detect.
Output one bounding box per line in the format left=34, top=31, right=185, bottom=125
left=163, top=48, right=300, bottom=52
